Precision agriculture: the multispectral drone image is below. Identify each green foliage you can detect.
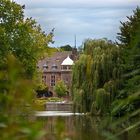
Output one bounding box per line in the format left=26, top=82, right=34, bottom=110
left=0, top=55, right=46, bottom=140
left=112, top=7, right=140, bottom=117
left=111, top=92, right=140, bottom=116
left=95, top=88, right=110, bottom=113
left=54, top=81, right=68, bottom=97
left=72, top=39, right=121, bottom=114
left=47, top=97, right=63, bottom=102
left=72, top=7, right=140, bottom=120
left=35, top=83, right=48, bottom=91
left=34, top=97, right=64, bottom=111
left=60, top=44, right=73, bottom=51
left=108, top=7, right=140, bottom=137
left=0, top=0, right=53, bottom=78
left=117, top=7, right=140, bottom=46
left=0, top=0, right=54, bottom=139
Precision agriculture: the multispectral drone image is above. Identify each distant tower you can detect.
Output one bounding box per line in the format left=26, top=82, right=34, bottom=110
left=74, top=35, right=77, bottom=48
left=72, top=35, right=77, bottom=60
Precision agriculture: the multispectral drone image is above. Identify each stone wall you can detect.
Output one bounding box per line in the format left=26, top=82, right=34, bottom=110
left=46, top=102, right=73, bottom=111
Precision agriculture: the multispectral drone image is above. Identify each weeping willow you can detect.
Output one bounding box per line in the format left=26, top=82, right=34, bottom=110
left=72, top=39, right=122, bottom=114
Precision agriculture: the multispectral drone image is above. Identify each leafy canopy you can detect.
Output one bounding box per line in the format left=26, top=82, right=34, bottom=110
left=0, top=0, right=54, bottom=77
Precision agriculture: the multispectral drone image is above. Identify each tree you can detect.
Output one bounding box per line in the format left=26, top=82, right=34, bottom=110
left=117, top=7, right=140, bottom=46
left=0, top=1, right=53, bottom=139
left=72, top=39, right=122, bottom=114
left=0, top=0, right=54, bottom=77
left=60, top=45, right=73, bottom=51
left=54, top=81, right=67, bottom=97
left=112, top=7, right=140, bottom=117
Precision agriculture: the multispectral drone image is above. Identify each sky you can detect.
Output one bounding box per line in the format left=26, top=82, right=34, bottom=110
left=14, top=0, right=140, bottom=47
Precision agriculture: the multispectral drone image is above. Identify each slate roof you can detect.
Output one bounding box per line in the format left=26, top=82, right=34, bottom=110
left=38, top=51, right=73, bottom=72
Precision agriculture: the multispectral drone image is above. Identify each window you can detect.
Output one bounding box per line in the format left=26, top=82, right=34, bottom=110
left=51, top=64, right=57, bottom=70
left=42, top=75, right=46, bottom=83
left=65, top=78, right=69, bottom=84
left=68, top=66, right=71, bottom=69
left=62, top=65, right=67, bottom=70
left=50, top=75, right=55, bottom=86
left=56, top=58, right=60, bottom=62
left=43, top=64, right=48, bottom=69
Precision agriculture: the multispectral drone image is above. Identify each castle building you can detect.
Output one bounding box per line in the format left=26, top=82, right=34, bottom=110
left=37, top=50, right=77, bottom=93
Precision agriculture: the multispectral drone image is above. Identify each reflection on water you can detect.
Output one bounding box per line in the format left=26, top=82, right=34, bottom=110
left=38, top=115, right=104, bottom=140
left=36, top=111, right=84, bottom=117
left=37, top=112, right=140, bottom=140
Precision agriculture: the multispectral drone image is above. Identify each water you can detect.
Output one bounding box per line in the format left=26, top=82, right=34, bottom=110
left=36, top=111, right=84, bottom=117
left=36, top=111, right=140, bottom=140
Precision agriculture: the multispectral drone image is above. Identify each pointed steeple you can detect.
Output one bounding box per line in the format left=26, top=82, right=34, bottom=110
left=74, top=35, right=77, bottom=48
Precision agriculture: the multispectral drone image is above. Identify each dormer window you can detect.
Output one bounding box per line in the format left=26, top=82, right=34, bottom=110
left=43, top=64, right=48, bottom=69
left=51, top=64, right=57, bottom=70
left=56, top=58, right=60, bottom=62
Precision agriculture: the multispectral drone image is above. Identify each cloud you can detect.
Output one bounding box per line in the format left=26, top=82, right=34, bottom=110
left=16, top=0, right=139, bottom=9
left=14, top=0, right=140, bottom=46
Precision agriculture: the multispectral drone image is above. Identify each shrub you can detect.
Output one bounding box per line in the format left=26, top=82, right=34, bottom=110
left=54, top=81, right=67, bottom=97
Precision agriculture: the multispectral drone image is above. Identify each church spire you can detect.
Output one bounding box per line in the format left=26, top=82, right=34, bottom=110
left=74, top=35, right=77, bottom=48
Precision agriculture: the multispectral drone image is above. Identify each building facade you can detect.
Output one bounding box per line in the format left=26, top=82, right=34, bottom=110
left=37, top=51, right=77, bottom=93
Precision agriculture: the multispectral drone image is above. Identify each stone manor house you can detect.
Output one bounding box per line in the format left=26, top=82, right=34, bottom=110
left=37, top=49, right=77, bottom=94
